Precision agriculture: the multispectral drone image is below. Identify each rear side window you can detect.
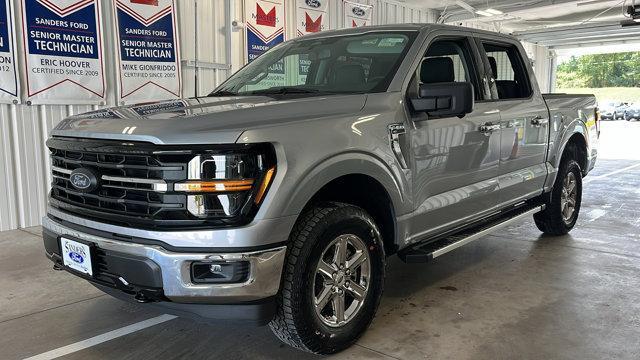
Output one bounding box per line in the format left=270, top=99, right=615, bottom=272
left=482, top=42, right=532, bottom=100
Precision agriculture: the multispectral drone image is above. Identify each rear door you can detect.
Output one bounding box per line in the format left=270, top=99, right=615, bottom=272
left=476, top=38, right=549, bottom=206
left=405, top=34, right=502, bottom=241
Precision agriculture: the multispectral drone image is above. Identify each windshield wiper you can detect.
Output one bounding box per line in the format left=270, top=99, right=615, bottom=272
left=208, top=90, right=238, bottom=97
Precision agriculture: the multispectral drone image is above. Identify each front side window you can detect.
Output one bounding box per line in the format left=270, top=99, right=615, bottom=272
left=418, top=38, right=481, bottom=100
left=211, top=32, right=417, bottom=97
left=482, top=42, right=533, bottom=100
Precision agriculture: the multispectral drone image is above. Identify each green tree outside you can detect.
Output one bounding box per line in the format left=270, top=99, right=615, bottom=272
left=556, top=52, right=640, bottom=88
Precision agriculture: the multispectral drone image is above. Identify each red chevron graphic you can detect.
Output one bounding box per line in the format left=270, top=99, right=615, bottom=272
left=36, top=0, right=94, bottom=17
left=116, top=0, right=171, bottom=26
left=256, top=4, right=276, bottom=27
left=131, top=0, right=158, bottom=5
left=352, top=19, right=366, bottom=27
left=305, top=13, right=322, bottom=33
left=247, top=22, right=283, bottom=43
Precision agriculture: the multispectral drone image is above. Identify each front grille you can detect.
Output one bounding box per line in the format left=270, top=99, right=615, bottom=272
left=47, top=137, right=247, bottom=230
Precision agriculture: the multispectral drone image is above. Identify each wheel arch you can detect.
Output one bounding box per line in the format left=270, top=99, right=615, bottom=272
left=558, top=130, right=589, bottom=176
left=282, top=153, right=407, bottom=255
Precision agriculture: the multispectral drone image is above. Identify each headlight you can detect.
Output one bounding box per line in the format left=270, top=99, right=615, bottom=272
left=174, top=144, right=276, bottom=221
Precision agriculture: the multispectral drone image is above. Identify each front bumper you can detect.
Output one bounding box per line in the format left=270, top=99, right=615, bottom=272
left=42, top=216, right=287, bottom=323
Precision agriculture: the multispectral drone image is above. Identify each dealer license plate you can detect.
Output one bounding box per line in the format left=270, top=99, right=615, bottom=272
left=60, top=237, right=93, bottom=276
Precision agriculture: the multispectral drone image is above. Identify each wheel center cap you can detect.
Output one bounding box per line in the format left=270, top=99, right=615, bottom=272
left=334, top=271, right=346, bottom=286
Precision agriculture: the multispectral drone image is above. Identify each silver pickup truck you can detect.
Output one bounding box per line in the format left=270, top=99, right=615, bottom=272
left=42, top=24, right=598, bottom=354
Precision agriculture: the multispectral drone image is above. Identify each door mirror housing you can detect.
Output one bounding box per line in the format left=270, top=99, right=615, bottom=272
left=411, top=82, right=474, bottom=118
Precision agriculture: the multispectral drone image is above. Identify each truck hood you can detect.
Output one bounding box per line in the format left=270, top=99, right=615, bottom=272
left=52, top=95, right=367, bottom=145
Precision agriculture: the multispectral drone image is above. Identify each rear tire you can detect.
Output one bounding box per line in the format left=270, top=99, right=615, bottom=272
left=534, top=152, right=583, bottom=235
left=269, top=202, right=385, bottom=354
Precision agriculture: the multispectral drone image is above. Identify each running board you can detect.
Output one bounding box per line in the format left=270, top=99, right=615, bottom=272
left=398, top=204, right=545, bottom=263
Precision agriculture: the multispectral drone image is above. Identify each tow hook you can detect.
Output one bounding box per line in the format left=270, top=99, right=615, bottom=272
left=134, top=292, right=152, bottom=303
left=53, top=263, right=64, bottom=271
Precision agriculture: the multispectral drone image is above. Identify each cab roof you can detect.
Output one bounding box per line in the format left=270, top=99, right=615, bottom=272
left=295, top=23, right=519, bottom=43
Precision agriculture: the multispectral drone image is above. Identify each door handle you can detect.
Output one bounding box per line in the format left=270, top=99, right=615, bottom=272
left=531, top=116, right=548, bottom=127
left=479, top=123, right=501, bottom=134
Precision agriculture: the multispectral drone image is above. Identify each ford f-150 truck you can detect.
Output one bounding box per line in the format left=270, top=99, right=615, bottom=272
left=42, top=24, right=598, bottom=354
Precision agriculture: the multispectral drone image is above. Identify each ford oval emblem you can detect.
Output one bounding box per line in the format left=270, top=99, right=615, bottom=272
left=352, top=7, right=366, bottom=16
left=70, top=173, right=91, bottom=189
left=305, top=0, right=321, bottom=8
left=69, top=251, right=84, bottom=264
left=69, top=168, right=99, bottom=192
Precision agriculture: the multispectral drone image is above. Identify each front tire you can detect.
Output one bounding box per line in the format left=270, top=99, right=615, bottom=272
left=269, top=202, right=385, bottom=354
left=534, top=155, right=583, bottom=235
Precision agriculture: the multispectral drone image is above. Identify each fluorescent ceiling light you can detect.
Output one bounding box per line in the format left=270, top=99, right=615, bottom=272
left=485, top=8, right=503, bottom=15
left=476, top=10, right=494, bottom=17
left=577, top=0, right=604, bottom=6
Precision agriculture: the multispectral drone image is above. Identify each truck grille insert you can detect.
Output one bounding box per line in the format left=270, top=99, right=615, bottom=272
left=46, top=138, right=251, bottom=230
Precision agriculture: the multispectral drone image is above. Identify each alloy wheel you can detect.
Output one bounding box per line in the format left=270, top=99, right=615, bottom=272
left=560, top=171, right=578, bottom=224
left=312, top=234, right=371, bottom=327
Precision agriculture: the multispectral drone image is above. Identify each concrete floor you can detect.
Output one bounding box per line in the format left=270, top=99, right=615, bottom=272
left=2, top=121, right=640, bottom=360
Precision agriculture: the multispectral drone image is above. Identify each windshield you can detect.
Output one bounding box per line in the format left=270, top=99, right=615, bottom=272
left=211, top=31, right=417, bottom=97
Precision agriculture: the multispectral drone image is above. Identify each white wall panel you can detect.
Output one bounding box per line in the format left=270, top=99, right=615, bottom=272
left=0, top=105, right=19, bottom=230
left=0, top=0, right=236, bottom=231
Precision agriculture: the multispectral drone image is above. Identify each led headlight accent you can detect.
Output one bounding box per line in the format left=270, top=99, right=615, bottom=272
left=255, top=166, right=275, bottom=204
left=174, top=179, right=254, bottom=192
left=173, top=145, right=276, bottom=220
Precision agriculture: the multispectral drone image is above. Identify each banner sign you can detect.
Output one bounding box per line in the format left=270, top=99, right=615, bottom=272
left=21, top=0, right=105, bottom=104
left=296, top=0, right=329, bottom=37
left=343, top=1, right=373, bottom=28
left=0, top=0, right=18, bottom=103
left=244, top=0, right=285, bottom=63
left=114, top=0, right=181, bottom=104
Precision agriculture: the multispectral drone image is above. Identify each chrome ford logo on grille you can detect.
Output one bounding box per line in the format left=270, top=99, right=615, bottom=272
left=70, top=168, right=98, bottom=192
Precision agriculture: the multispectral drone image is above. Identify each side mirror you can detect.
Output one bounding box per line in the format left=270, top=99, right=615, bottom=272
left=411, top=82, right=474, bottom=118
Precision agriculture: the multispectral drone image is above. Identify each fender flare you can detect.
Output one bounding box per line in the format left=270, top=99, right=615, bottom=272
left=280, top=151, right=407, bottom=218
left=553, top=119, right=589, bottom=170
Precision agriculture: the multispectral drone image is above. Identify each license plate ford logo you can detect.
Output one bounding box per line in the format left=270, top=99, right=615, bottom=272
left=69, top=251, right=85, bottom=263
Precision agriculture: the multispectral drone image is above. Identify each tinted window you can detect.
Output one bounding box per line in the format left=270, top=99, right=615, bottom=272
left=482, top=42, right=532, bottom=100
left=212, top=32, right=417, bottom=97
left=419, top=39, right=481, bottom=100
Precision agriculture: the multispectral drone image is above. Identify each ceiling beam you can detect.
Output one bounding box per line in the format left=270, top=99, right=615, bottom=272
left=520, top=27, right=640, bottom=43
left=442, top=0, right=612, bottom=22
left=514, top=22, right=626, bottom=38
left=543, top=35, right=640, bottom=47
left=548, top=38, right=640, bottom=49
